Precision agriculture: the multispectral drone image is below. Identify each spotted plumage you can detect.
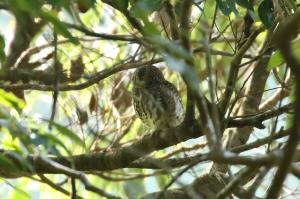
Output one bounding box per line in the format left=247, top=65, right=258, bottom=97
left=132, top=65, right=184, bottom=130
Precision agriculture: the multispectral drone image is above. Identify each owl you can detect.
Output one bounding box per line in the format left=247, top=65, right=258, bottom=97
left=132, top=65, right=184, bottom=130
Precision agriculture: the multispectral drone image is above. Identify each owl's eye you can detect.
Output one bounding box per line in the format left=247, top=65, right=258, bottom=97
left=137, top=69, right=146, bottom=80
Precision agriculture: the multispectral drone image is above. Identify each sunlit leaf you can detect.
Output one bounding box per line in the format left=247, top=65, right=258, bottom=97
left=268, top=50, right=284, bottom=70
left=203, top=0, right=217, bottom=21
left=0, top=90, right=25, bottom=113
left=292, top=40, right=300, bottom=56
left=268, top=40, right=300, bottom=70
left=155, top=175, right=170, bottom=189
left=0, top=119, right=31, bottom=144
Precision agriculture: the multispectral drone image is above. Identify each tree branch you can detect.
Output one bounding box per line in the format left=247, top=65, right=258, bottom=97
left=0, top=59, right=163, bottom=91
left=266, top=10, right=300, bottom=199
left=228, top=103, right=293, bottom=128
left=219, top=26, right=265, bottom=116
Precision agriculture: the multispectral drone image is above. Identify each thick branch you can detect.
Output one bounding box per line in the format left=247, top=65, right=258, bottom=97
left=0, top=59, right=163, bottom=91
left=31, top=121, right=201, bottom=174
left=129, top=129, right=290, bottom=169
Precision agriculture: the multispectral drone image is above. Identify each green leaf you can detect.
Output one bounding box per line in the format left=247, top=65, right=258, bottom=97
left=236, top=0, right=253, bottom=9
left=102, top=0, right=129, bottom=12
left=258, top=0, right=275, bottom=28
left=0, top=118, right=31, bottom=144
left=268, top=50, right=284, bottom=70
left=51, top=122, right=85, bottom=148
left=164, top=54, right=199, bottom=90
left=293, top=40, right=300, bottom=56
left=149, top=36, right=192, bottom=60
left=47, top=0, right=72, bottom=8
left=130, top=0, right=163, bottom=17
left=8, top=0, right=42, bottom=15
left=130, top=0, right=162, bottom=35
left=41, top=10, right=79, bottom=44
left=216, top=0, right=238, bottom=16
left=149, top=36, right=200, bottom=88
left=6, top=151, right=34, bottom=172
left=143, top=20, right=160, bottom=35
left=268, top=40, right=300, bottom=70
left=0, top=154, right=19, bottom=173
left=155, top=175, right=170, bottom=189
left=0, top=35, right=5, bottom=63
left=0, top=90, right=25, bottom=113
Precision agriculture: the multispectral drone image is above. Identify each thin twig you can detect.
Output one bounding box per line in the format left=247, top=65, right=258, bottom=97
left=220, top=26, right=265, bottom=116
left=228, top=103, right=293, bottom=128
left=216, top=167, right=257, bottom=199
left=37, top=174, right=84, bottom=199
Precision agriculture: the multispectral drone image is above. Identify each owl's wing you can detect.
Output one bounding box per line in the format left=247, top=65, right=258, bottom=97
left=151, top=80, right=182, bottom=115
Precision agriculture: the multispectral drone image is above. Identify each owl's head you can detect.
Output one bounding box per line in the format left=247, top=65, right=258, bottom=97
left=132, top=65, right=165, bottom=88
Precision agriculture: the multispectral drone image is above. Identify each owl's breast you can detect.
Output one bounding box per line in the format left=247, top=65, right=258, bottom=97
left=133, top=83, right=184, bottom=130
left=133, top=87, right=162, bottom=129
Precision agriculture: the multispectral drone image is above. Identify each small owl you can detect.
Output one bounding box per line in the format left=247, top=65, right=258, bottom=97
left=132, top=65, right=184, bottom=130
